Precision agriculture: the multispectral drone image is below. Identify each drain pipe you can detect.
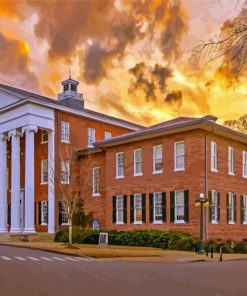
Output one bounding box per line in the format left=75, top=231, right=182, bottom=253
left=205, top=133, right=208, bottom=240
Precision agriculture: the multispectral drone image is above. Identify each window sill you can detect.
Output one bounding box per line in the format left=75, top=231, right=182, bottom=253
left=41, top=141, right=48, bottom=144
left=41, top=223, right=48, bottom=226
left=61, top=223, right=70, bottom=226
left=92, top=194, right=100, bottom=197
left=211, top=220, right=218, bottom=224
left=243, top=221, right=247, bottom=225
left=228, top=172, right=235, bottom=176
left=133, top=173, right=143, bottom=177
left=115, top=176, right=124, bottom=179
left=61, top=182, right=70, bottom=185
left=211, top=169, right=218, bottom=173
left=61, top=141, right=70, bottom=144
left=174, top=220, right=186, bottom=224
left=243, top=175, right=247, bottom=179
left=115, top=222, right=124, bottom=225
left=153, top=221, right=163, bottom=225
left=153, top=170, right=163, bottom=175
left=40, top=182, right=48, bottom=185
left=133, top=221, right=143, bottom=225
left=228, top=221, right=235, bottom=225
left=174, top=168, right=185, bottom=172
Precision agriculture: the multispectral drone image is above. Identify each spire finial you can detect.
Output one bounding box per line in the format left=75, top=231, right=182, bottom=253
left=69, top=67, right=71, bottom=79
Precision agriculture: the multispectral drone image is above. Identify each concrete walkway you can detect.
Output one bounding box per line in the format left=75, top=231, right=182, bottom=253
left=1, top=241, right=247, bottom=263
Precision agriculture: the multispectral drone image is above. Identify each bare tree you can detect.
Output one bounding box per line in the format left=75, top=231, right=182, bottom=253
left=192, top=3, right=247, bottom=77
left=50, top=146, right=93, bottom=245
left=224, top=114, right=247, bottom=133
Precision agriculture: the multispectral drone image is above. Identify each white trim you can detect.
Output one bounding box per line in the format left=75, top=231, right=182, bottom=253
left=116, top=195, right=124, bottom=224
left=174, top=141, right=185, bottom=171
left=153, top=145, right=163, bottom=174
left=61, top=160, right=70, bottom=184
left=243, top=151, right=247, bottom=178
left=116, top=152, right=124, bottom=179
left=174, top=220, right=186, bottom=224
left=228, top=146, right=234, bottom=175
left=88, top=127, right=96, bottom=147
left=134, top=148, right=142, bottom=176
left=115, top=175, right=124, bottom=179
left=211, top=141, right=218, bottom=172
left=153, top=192, right=163, bottom=223
left=211, top=220, right=218, bottom=224
left=61, top=121, right=70, bottom=143
left=92, top=167, right=100, bottom=196
left=153, top=221, right=163, bottom=225
left=41, top=159, right=48, bottom=184
left=174, top=190, right=186, bottom=223
left=41, top=129, right=48, bottom=144
left=134, top=194, right=142, bottom=224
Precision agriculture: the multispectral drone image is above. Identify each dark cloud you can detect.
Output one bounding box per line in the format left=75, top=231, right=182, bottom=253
left=165, top=90, right=182, bottom=105
left=0, top=32, right=39, bottom=90
left=128, top=62, right=172, bottom=101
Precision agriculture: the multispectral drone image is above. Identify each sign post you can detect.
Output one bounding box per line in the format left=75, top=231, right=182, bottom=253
left=98, top=232, right=108, bottom=247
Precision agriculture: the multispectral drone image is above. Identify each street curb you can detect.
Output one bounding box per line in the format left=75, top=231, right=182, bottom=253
left=0, top=243, right=93, bottom=258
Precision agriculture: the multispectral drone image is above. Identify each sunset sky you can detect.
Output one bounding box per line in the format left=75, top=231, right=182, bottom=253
left=0, top=0, right=246, bottom=126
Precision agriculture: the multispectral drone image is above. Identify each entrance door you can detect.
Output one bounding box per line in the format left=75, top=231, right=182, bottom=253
left=20, top=190, right=25, bottom=231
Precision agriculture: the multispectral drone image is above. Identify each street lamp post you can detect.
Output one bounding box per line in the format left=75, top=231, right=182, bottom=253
left=199, top=193, right=205, bottom=254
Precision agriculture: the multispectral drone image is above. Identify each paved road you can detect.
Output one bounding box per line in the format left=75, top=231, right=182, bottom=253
left=0, top=245, right=247, bottom=296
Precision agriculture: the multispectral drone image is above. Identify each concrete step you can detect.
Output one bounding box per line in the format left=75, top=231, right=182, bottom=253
left=0, top=233, right=11, bottom=243
left=36, top=233, right=54, bottom=242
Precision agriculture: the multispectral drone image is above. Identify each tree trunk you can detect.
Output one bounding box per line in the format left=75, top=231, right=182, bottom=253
left=69, top=218, right=73, bottom=245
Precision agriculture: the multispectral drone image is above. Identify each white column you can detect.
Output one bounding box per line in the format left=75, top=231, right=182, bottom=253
left=22, top=125, right=38, bottom=233
left=48, top=130, right=55, bottom=233
left=0, top=134, right=8, bottom=233
left=8, top=129, right=22, bottom=233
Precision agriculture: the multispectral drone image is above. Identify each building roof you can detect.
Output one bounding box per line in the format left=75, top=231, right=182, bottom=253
left=0, top=83, right=143, bottom=130
left=91, top=115, right=247, bottom=148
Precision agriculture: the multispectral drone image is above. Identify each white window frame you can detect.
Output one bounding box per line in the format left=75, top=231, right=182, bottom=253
left=242, top=194, right=247, bottom=225
left=88, top=128, right=96, bottom=147
left=41, top=200, right=48, bottom=225
left=93, top=167, right=100, bottom=196
left=243, top=151, right=247, bottom=178
left=41, top=159, right=48, bottom=184
left=61, top=121, right=70, bottom=143
left=174, top=190, right=185, bottom=224
left=228, top=192, right=235, bottom=225
left=61, top=160, right=70, bottom=184
left=153, top=192, right=163, bottom=224
left=211, top=141, right=218, bottom=172
left=59, top=202, right=69, bottom=225
left=174, top=141, right=185, bottom=171
left=134, top=148, right=143, bottom=176
left=104, top=131, right=112, bottom=140
left=228, top=146, right=234, bottom=175
left=153, top=145, right=163, bottom=174
left=134, top=194, right=143, bottom=224
left=116, top=195, right=124, bottom=224
left=41, top=130, right=48, bottom=144
left=211, top=190, right=218, bottom=224
left=116, top=152, right=124, bottom=179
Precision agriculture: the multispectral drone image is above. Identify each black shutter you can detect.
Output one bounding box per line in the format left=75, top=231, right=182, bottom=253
left=240, top=195, right=244, bottom=224
left=149, top=193, right=153, bottom=223
left=7, top=204, right=11, bottom=226
left=162, top=192, right=166, bottom=222
left=34, top=202, right=36, bottom=226
left=170, top=191, right=175, bottom=222
left=142, top=194, right=146, bottom=223
left=226, top=193, right=230, bottom=224
left=184, top=190, right=189, bottom=222
left=234, top=193, right=237, bottom=223
left=123, top=195, right=127, bottom=224
left=58, top=201, right=63, bottom=226
left=208, top=191, right=212, bottom=222
left=217, top=192, right=220, bottom=222
left=112, top=196, right=116, bottom=224
left=130, top=195, right=134, bottom=224
left=47, top=201, right=49, bottom=224
left=38, top=202, right=42, bottom=225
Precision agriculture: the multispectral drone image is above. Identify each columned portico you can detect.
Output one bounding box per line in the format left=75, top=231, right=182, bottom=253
left=22, top=125, right=38, bottom=233
left=9, top=129, right=22, bottom=233
left=0, top=134, right=8, bottom=233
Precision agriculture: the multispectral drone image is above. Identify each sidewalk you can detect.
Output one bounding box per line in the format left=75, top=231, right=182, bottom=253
left=1, top=241, right=247, bottom=263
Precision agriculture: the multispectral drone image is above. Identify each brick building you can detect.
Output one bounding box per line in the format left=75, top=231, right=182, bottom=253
left=0, top=78, right=247, bottom=240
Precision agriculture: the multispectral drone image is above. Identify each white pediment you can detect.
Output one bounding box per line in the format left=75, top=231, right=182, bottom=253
left=0, top=88, right=24, bottom=109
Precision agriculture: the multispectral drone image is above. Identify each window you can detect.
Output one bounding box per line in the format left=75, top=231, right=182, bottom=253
left=64, top=84, right=69, bottom=92
left=71, top=84, right=77, bottom=92
left=61, top=161, right=70, bottom=184
left=174, top=141, right=184, bottom=171
left=58, top=202, right=68, bottom=225
left=116, top=152, right=124, bottom=178
left=227, top=192, right=236, bottom=224
left=153, top=145, right=163, bottom=174
left=92, top=221, right=100, bottom=230
left=88, top=128, right=95, bottom=147
left=228, top=146, right=234, bottom=175
left=175, top=190, right=185, bottom=223
left=41, top=160, right=48, bottom=184
left=153, top=192, right=162, bottom=223
left=61, top=121, right=70, bottom=143
left=243, top=151, right=247, bottom=178
left=241, top=195, right=247, bottom=224
left=116, top=195, right=124, bottom=224
left=134, top=194, right=142, bottom=223
left=41, top=201, right=48, bottom=225
left=104, top=131, right=112, bottom=140
left=41, top=130, right=48, bottom=144
left=211, top=141, right=217, bottom=171
left=134, top=149, right=142, bottom=176
left=209, top=190, right=219, bottom=223
left=93, top=167, right=100, bottom=196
